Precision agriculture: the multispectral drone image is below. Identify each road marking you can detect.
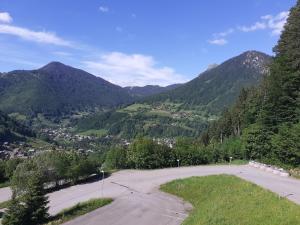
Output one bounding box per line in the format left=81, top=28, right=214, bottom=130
left=110, top=181, right=140, bottom=193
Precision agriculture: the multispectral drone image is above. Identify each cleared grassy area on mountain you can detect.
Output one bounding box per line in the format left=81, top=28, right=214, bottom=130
left=76, top=102, right=213, bottom=138
left=161, top=175, right=300, bottom=225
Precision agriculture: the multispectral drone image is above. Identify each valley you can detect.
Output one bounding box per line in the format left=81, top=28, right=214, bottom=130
left=0, top=50, right=272, bottom=160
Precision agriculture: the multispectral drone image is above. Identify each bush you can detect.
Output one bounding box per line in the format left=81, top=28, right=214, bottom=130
left=127, top=138, right=175, bottom=169
left=242, top=124, right=273, bottom=161
left=218, top=137, right=245, bottom=161
left=105, top=147, right=127, bottom=170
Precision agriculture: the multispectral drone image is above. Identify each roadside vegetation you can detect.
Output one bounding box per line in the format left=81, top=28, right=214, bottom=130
left=161, top=175, right=300, bottom=225
left=0, top=151, right=104, bottom=190
left=0, top=150, right=108, bottom=224
left=104, top=137, right=245, bottom=170
left=45, top=198, right=112, bottom=225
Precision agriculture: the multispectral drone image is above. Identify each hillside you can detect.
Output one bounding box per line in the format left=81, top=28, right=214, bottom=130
left=0, top=62, right=134, bottom=117
left=76, top=51, right=271, bottom=139
left=144, top=51, right=272, bottom=114
left=0, top=111, right=34, bottom=142
left=124, top=84, right=182, bottom=98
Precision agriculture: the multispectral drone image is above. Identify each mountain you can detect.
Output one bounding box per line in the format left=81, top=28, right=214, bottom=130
left=144, top=51, right=272, bottom=114
left=124, top=84, right=182, bottom=98
left=0, top=62, right=134, bottom=116
left=76, top=51, right=272, bottom=139
left=0, top=111, right=34, bottom=142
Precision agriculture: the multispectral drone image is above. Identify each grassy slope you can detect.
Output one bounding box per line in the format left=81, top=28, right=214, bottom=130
left=161, top=175, right=300, bottom=225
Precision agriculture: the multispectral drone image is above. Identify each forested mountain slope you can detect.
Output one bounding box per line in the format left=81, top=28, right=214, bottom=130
left=124, top=84, right=182, bottom=98
left=0, top=62, right=134, bottom=117
left=144, top=51, right=272, bottom=114
left=0, top=111, right=34, bottom=142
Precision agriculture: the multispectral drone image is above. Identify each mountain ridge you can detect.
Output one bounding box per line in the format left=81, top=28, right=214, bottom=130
left=144, top=50, right=272, bottom=114
left=124, top=84, right=182, bottom=98
left=0, top=62, right=134, bottom=116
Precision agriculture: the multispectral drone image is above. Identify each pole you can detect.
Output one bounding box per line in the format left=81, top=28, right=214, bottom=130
left=101, top=170, right=104, bottom=197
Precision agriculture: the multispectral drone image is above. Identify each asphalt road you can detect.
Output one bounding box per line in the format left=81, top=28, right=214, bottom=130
left=0, top=165, right=300, bottom=225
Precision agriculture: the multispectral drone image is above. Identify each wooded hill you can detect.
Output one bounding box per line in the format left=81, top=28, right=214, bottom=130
left=0, top=62, right=134, bottom=117
left=0, top=111, right=34, bottom=142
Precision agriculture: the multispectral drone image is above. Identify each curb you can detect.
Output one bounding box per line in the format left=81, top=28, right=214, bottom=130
left=249, top=161, right=289, bottom=177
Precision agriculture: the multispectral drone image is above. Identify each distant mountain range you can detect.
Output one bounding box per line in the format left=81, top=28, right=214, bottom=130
left=124, top=84, right=182, bottom=98
left=76, top=51, right=272, bottom=138
left=0, top=62, right=134, bottom=116
left=0, top=50, right=272, bottom=138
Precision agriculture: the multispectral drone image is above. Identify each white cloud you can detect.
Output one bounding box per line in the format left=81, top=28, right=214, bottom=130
left=0, top=12, right=12, bottom=23
left=215, top=28, right=234, bottom=37
left=208, top=38, right=228, bottom=46
left=99, top=6, right=109, bottom=13
left=0, top=24, right=72, bottom=46
left=209, top=28, right=233, bottom=46
left=83, top=52, right=187, bottom=87
left=239, top=22, right=266, bottom=32
left=266, top=11, right=290, bottom=35
left=239, top=11, right=289, bottom=35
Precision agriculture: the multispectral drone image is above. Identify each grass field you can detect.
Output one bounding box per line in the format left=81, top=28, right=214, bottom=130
left=161, top=175, right=300, bottom=225
left=46, top=198, right=112, bottom=225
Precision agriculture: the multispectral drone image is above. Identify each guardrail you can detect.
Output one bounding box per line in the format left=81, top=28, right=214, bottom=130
left=249, top=161, right=289, bottom=177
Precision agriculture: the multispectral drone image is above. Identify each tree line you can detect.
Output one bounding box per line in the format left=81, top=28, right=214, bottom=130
left=104, top=137, right=243, bottom=170
left=1, top=151, right=104, bottom=225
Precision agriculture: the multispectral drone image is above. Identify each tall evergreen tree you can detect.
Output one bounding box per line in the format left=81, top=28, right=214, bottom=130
left=2, top=193, right=26, bottom=225
left=263, top=0, right=300, bottom=127
left=4, top=170, right=49, bottom=225
left=23, top=172, right=49, bottom=225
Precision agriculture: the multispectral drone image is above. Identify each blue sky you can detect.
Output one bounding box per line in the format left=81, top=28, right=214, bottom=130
left=0, top=0, right=296, bottom=86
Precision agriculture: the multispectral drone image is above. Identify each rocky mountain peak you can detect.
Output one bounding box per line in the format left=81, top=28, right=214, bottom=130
left=241, top=51, right=272, bottom=74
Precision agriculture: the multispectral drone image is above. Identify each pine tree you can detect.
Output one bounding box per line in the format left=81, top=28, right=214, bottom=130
left=274, top=0, right=300, bottom=72
left=23, top=172, right=49, bottom=225
left=3, top=171, right=49, bottom=225
left=262, top=0, right=300, bottom=127
left=2, top=192, right=26, bottom=225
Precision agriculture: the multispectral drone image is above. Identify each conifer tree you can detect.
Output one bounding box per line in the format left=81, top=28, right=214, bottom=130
left=23, top=172, right=49, bottom=225
left=2, top=192, right=26, bottom=225
left=263, top=0, right=300, bottom=127
left=3, top=171, right=49, bottom=225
